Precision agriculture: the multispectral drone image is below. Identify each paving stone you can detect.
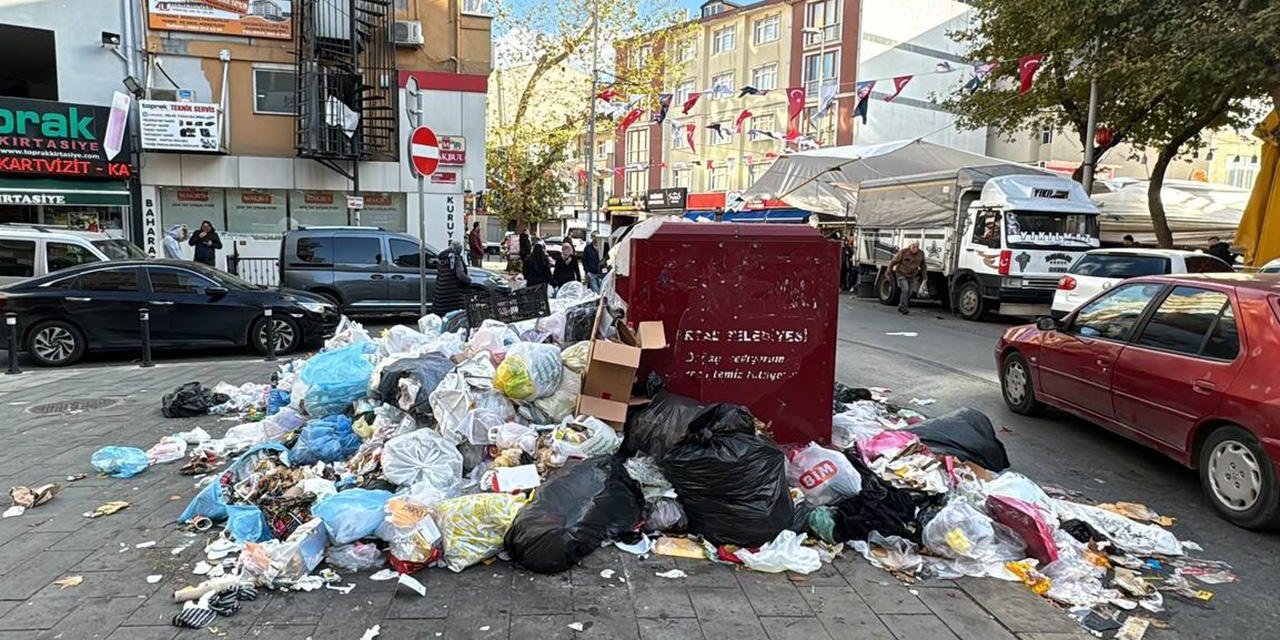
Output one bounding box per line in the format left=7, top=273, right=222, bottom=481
left=760, top=616, right=836, bottom=640
left=631, top=584, right=696, bottom=619
left=0, top=532, right=73, bottom=575
left=835, top=556, right=930, bottom=615
left=638, top=617, right=706, bottom=640
left=510, top=614, right=576, bottom=640
left=105, top=625, right=178, bottom=640
left=385, top=588, right=451, bottom=619
left=36, top=596, right=145, bottom=640
left=0, top=550, right=91, bottom=600
left=735, top=572, right=813, bottom=617
left=675, top=558, right=738, bottom=588
left=510, top=571, right=574, bottom=615
left=956, top=579, right=1081, bottom=635
left=1016, top=634, right=1090, bottom=640
left=0, top=596, right=73, bottom=631
left=443, top=611, right=509, bottom=640
left=800, top=585, right=895, bottom=640
left=917, top=587, right=1018, bottom=640
left=236, top=623, right=318, bottom=639
left=880, top=613, right=962, bottom=640
left=689, top=586, right=768, bottom=640
left=309, top=589, right=394, bottom=640
left=570, top=586, right=640, bottom=640
left=371, top=618, right=448, bottom=639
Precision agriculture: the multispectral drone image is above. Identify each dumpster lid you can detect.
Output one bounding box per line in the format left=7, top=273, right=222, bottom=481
left=647, top=221, right=824, bottom=241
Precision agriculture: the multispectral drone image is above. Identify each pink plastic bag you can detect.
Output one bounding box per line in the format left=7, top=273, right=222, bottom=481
left=858, top=430, right=922, bottom=463
left=986, top=495, right=1058, bottom=565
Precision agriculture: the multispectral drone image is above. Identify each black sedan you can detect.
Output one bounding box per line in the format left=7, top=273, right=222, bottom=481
left=0, top=260, right=340, bottom=366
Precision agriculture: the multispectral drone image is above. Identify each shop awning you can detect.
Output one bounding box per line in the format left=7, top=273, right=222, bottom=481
left=0, top=178, right=132, bottom=206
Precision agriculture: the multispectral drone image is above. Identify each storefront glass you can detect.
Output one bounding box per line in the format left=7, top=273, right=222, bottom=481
left=361, top=193, right=406, bottom=232
left=289, top=191, right=348, bottom=228
left=227, top=189, right=288, bottom=235
left=160, top=187, right=225, bottom=233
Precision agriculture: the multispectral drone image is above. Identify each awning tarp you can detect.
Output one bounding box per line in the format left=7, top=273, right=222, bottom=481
left=1234, top=110, right=1280, bottom=266
left=1094, top=179, right=1246, bottom=248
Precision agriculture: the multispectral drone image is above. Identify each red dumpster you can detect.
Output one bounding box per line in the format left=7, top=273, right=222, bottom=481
left=616, top=222, right=839, bottom=445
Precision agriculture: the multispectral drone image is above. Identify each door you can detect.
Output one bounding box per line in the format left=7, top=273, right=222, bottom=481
left=330, top=235, right=387, bottom=309
left=1112, top=286, right=1243, bottom=452
left=63, top=267, right=148, bottom=348
left=145, top=267, right=248, bottom=346
left=1036, top=282, right=1165, bottom=419
left=386, top=237, right=436, bottom=308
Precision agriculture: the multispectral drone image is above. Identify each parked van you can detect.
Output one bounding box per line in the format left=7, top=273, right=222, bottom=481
left=0, top=224, right=147, bottom=286
left=279, top=227, right=509, bottom=314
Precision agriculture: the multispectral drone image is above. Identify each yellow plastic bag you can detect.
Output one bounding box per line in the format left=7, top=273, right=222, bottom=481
left=434, top=493, right=527, bottom=572
left=352, top=416, right=375, bottom=441
left=493, top=356, right=535, bottom=401
left=561, top=342, right=590, bottom=374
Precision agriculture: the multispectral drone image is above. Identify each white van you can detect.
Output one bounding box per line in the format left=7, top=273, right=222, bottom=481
left=0, top=225, right=147, bottom=286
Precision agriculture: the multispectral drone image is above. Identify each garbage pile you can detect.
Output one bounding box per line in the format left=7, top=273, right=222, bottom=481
left=87, top=283, right=1229, bottom=637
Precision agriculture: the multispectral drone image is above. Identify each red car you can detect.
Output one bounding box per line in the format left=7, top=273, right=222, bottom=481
left=995, top=274, right=1280, bottom=529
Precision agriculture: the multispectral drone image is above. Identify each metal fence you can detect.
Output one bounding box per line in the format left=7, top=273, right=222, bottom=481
left=227, top=257, right=281, bottom=287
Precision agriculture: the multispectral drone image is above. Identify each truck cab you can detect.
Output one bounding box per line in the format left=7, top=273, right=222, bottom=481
left=951, top=175, right=1100, bottom=319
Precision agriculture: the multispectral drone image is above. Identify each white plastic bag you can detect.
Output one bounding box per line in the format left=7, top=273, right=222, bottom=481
left=561, top=341, right=590, bottom=374
left=489, top=422, right=538, bottom=454
left=923, top=500, right=999, bottom=560
left=785, top=443, right=862, bottom=506
left=549, top=416, right=621, bottom=465
left=735, top=531, right=822, bottom=574
left=146, top=436, right=188, bottom=464
left=531, top=368, right=581, bottom=424
left=429, top=353, right=498, bottom=443
left=458, top=408, right=506, bottom=446
left=417, top=314, right=443, bottom=337
left=1052, top=499, right=1182, bottom=557
left=535, top=311, right=567, bottom=344
left=380, top=428, right=464, bottom=497
left=985, top=472, right=1056, bottom=518
left=465, top=320, right=511, bottom=365
left=832, top=403, right=888, bottom=450
left=325, top=316, right=372, bottom=351
left=851, top=532, right=924, bottom=574
left=379, top=325, right=433, bottom=358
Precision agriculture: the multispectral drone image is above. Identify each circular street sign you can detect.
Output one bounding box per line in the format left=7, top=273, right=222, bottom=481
left=409, top=126, right=439, bottom=177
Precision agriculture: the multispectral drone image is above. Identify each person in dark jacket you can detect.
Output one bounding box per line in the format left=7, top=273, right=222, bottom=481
left=582, top=231, right=603, bottom=292
left=432, top=240, right=472, bottom=315
left=551, top=241, right=583, bottom=288
left=1205, top=236, right=1236, bottom=266
left=522, top=242, right=553, bottom=288
left=840, top=238, right=856, bottom=292
left=518, top=231, right=532, bottom=263
left=188, top=220, right=222, bottom=267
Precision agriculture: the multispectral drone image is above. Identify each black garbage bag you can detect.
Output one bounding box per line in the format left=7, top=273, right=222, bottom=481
left=375, top=353, right=454, bottom=418
left=162, top=382, right=225, bottom=418
left=623, top=389, right=711, bottom=461
left=660, top=404, right=793, bottom=547
left=906, top=407, right=1010, bottom=471
left=819, top=452, right=927, bottom=543
left=504, top=456, right=642, bottom=574
left=832, top=383, right=872, bottom=411
left=563, top=301, right=600, bottom=343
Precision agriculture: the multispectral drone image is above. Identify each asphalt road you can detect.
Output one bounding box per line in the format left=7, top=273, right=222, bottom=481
left=834, top=294, right=1280, bottom=640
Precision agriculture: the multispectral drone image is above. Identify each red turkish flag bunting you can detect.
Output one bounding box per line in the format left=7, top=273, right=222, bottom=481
left=685, top=123, right=697, bottom=153
left=785, top=87, right=806, bottom=137
left=617, top=108, right=643, bottom=132
left=885, top=75, right=912, bottom=102
left=1018, top=54, right=1045, bottom=94
left=681, top=92, right=703, bottom=115
left=735, top=109, right=754, bottom=133
left=597, top=87, right=622, bottom=102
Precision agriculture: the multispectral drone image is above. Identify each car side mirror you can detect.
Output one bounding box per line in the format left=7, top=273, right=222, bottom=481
left=206, top=286, right=229, bottom=300
left=425, top=255, right=440, bottom=269
left=1035, top=316, right=1058, bottom=332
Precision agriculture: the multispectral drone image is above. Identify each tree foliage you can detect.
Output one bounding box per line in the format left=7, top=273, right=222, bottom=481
left=944, top=0, right=1280, bottom=247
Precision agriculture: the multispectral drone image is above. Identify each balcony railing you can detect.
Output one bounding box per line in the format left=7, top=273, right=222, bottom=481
left=803, top=24, right=840, bottom=47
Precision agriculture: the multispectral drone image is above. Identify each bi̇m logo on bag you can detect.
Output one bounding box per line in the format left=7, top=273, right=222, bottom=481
left=799, top=460, right=839, bottom=489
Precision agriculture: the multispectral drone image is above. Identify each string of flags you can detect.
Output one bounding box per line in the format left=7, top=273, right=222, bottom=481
left=595, top=52, right=1046, bottom=150
left=573, top=150, right=787, bottom=182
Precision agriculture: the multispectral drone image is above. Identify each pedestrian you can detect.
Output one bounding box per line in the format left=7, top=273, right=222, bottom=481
left=467, top=221, right=485, bottom=267
left=1122, top=234, right=1137, bottom=248
left=518, top=230, right=532, bottom=263
left=551, top=241, right=583, bottom=288
left=841, top=238, right=856, bottom=292
left=188, top=220, right=222, bottom=267
left=1205, top=236, right=1235, bottom=265
left=523, top=242, right=553, bottom=288
left=583, top=231, right=603, bottom=292
left=432, top=240, right=472, bottom=316
left=163, top=224, right=188, bottom=260
left=888, top=240, right=926, bottom=315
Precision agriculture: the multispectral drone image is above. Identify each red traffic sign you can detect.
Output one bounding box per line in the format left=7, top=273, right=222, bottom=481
left=409, top=126, right=439, bottom=177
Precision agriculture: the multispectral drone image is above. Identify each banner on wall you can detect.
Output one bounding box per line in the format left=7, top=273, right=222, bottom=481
left=139, top=101, right=223, bottom=152
left=147, top=0, right=293, bottom=40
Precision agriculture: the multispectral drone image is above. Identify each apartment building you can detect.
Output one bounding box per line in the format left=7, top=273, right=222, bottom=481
left=609, top=0, right=860, bottom=201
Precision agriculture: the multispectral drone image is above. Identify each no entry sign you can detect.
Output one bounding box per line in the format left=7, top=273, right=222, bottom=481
left=409, top=126, right=439, bottom=177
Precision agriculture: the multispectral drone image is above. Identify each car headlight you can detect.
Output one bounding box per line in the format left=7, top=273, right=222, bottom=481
left=297, top=300, right=332, bottom=313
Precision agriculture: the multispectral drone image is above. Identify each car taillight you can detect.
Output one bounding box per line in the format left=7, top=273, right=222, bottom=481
left=997, top=249, right=1012, bottom=276
left=1058, top=276, right=1077, bottom=291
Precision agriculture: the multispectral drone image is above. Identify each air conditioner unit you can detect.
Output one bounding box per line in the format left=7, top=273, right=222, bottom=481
left=393, top=20, right=424, bottom=47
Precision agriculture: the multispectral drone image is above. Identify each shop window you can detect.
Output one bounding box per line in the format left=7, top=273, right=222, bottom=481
left=290, top=191, right=348, bottom=228
left=227, top=189, right=288, bottom=235
left=0, top=25, right=57, bottom=100
left=80, top=268, right=138, bottom=292
left=332, top=236, right=382, bottom=266
left=0, top=240, right=35, bottom=278
left=46, top=242, right=100, bottom=272
left=161, top=188, right=226, bottom=236
left=254, top=69, right=297, bottom=115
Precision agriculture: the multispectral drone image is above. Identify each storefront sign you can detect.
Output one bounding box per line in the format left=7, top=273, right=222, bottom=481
left=141, top=186, right=160, bottom=258
left=139, top=101, right=223, bottom=152
left=646, top=187, right=687, bottom=212
left=346, top=195, right=364, bottom=210
left=0, top=95, right=133, bottom=179
left=431, top=171, right=458, bottom=185
left=439, top=136, right=466, bottom=165
left=147, top=0, right=292, bottom=40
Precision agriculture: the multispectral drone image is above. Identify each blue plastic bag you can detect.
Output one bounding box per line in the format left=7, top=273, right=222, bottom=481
left=267, top=388, right=291, bottom=416
left=299, top=344, right=374, bottom=417
left=176, top=443, right=289, bottom=523
left=90, top=446, right=150, bottom=478
left=289, top=415, right=359, bottom=466
left=226, top=504, right=273, bottom=543
left=311, top=488, right=393, bottom=544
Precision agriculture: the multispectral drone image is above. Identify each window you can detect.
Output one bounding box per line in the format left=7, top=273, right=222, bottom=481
left=713, top=26, right=736, bottom=54
left=1004, top=212, right=1099, bottom=249
left=395, top=0, right=408, bottom=10
left=0, top=240, right=35, bottom=278
left=0, top=25, right=57, bottom=100
left=702, top=1, right=726, bottom=18
left=672, top=169, right=690, bottom=188
left=1040, top=128, right=1053, bottom=145
left=625, top=170, right=647, bottom=196
left=803, top=0, right=841, bottom=44
left=332, top=237, right=382, bottom=265
left=1136, top=287, right=1234, bottom=358
left=1204, top=302, right=1240, bottom=360
left=802, top=50, right=839, bottom=96
left=628, top=44, right=652, bottom=72
left=749, top=113, right=777, bottom=139
left=1070, top=254, right=1169, bottom=278
left=1185, top=255, right=1234, bottom=273
left=708, top=166, right=729, bottom=191
left=626, top=129, right=648, bottom=164
left=92, top=239, right=147, bottom=261
left=1069, top=283, right=1164, bottom=341
left=753, top=14, right=780, bottom=45
left=149, top=269, right=213, bottom=294
left=46, top=243, right=100, bottom=272
left=461, top=0, right=489, bottom=15
left=971, top=211, right=1002, bottom=248
left=675, top=79, right=696, bottom=107
left=712, top=121, right=733, bottom=145
left=390, top=238, right=421, bottom=268
left=1226, top=155, right=1260, bottom=190
left=751, top=64, right=778, bottom=91
left=253, top=69, right=296, bottom=115
left=676, top=38, right=696, bottom=63
left=79, top=269, right=139, bottom=292
left=711, top=71, right=735, bottom=96
left=294, top=236, right=332, bottom=265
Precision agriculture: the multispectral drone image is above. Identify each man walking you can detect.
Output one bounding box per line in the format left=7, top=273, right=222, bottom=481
left=888, top=240, right=926, bottom=315
left=467, top=221, right=485, bottom=267
left=583, top=231, right=603, bottom=292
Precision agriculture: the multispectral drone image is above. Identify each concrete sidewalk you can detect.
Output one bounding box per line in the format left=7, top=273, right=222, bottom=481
left=0, top=359, right=1087, bottom=640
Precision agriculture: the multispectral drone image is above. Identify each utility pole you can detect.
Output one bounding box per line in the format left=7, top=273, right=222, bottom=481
left=584, top=0, right=600, bottom=234
left=1081, top=35, right=1101, bottom=194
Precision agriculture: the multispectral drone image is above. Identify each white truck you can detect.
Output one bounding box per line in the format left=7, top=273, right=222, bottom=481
left=854, top=170, right=1101, bottom=320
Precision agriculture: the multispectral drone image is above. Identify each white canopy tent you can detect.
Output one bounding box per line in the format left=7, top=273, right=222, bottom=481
left=1092, top=179, right=1246, bottom=247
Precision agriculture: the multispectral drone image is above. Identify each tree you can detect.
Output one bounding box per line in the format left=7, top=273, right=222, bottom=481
left=943, top=0, right=1280, bottom=247
left=485, top=0, right=693, bottom=228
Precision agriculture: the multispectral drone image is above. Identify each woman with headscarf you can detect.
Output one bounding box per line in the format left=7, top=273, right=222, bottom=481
left=432, top=239, right=472, bottom=315
left=188, top=220, right=222, bottom=267
left=522, top=242, right=553, bottom=288
left=551, top=241, right=583, bottom=288
left=162, top=224, right=188, bottom=259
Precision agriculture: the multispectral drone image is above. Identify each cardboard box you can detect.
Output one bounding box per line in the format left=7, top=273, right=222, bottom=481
left=576, top=319, right=666, bottom=429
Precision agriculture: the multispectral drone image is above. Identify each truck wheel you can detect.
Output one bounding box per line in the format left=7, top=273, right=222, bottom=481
left=956, top=280, right=987, bottom=320
left=876, top=272, right=899, bottom=306
left=1199, top=425, right=1280, bottom=530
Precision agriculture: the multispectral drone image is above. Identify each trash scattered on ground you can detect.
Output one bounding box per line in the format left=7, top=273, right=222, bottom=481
left=85, top=500, right=130, bottom=518
left=136, top=541, right=157, bottom=549
left=397, top=573, right=427, bottom=596
left=568, top=622, right=586, bottom=631
left=54, top=576, right=83, bottom=589
left=10, top=483, right=60, bottom=510
left=655, top=569, right=687, bottom=579
left=2, top=506, right=23, bottom=518
left=359, top=624, right=381, bottom=640
left=147, top=574, right=164, bottom=584
left=885, top=332, right=918, bottom=337
left=65, top=473, right=87, bottom=482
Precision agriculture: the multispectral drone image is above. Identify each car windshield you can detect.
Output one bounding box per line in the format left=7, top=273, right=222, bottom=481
left=1070, top=254, right=1169, bottom=278
left=92, top=239, right=148, bottom=260
left=1004, top=212, right=1100, bottom=250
